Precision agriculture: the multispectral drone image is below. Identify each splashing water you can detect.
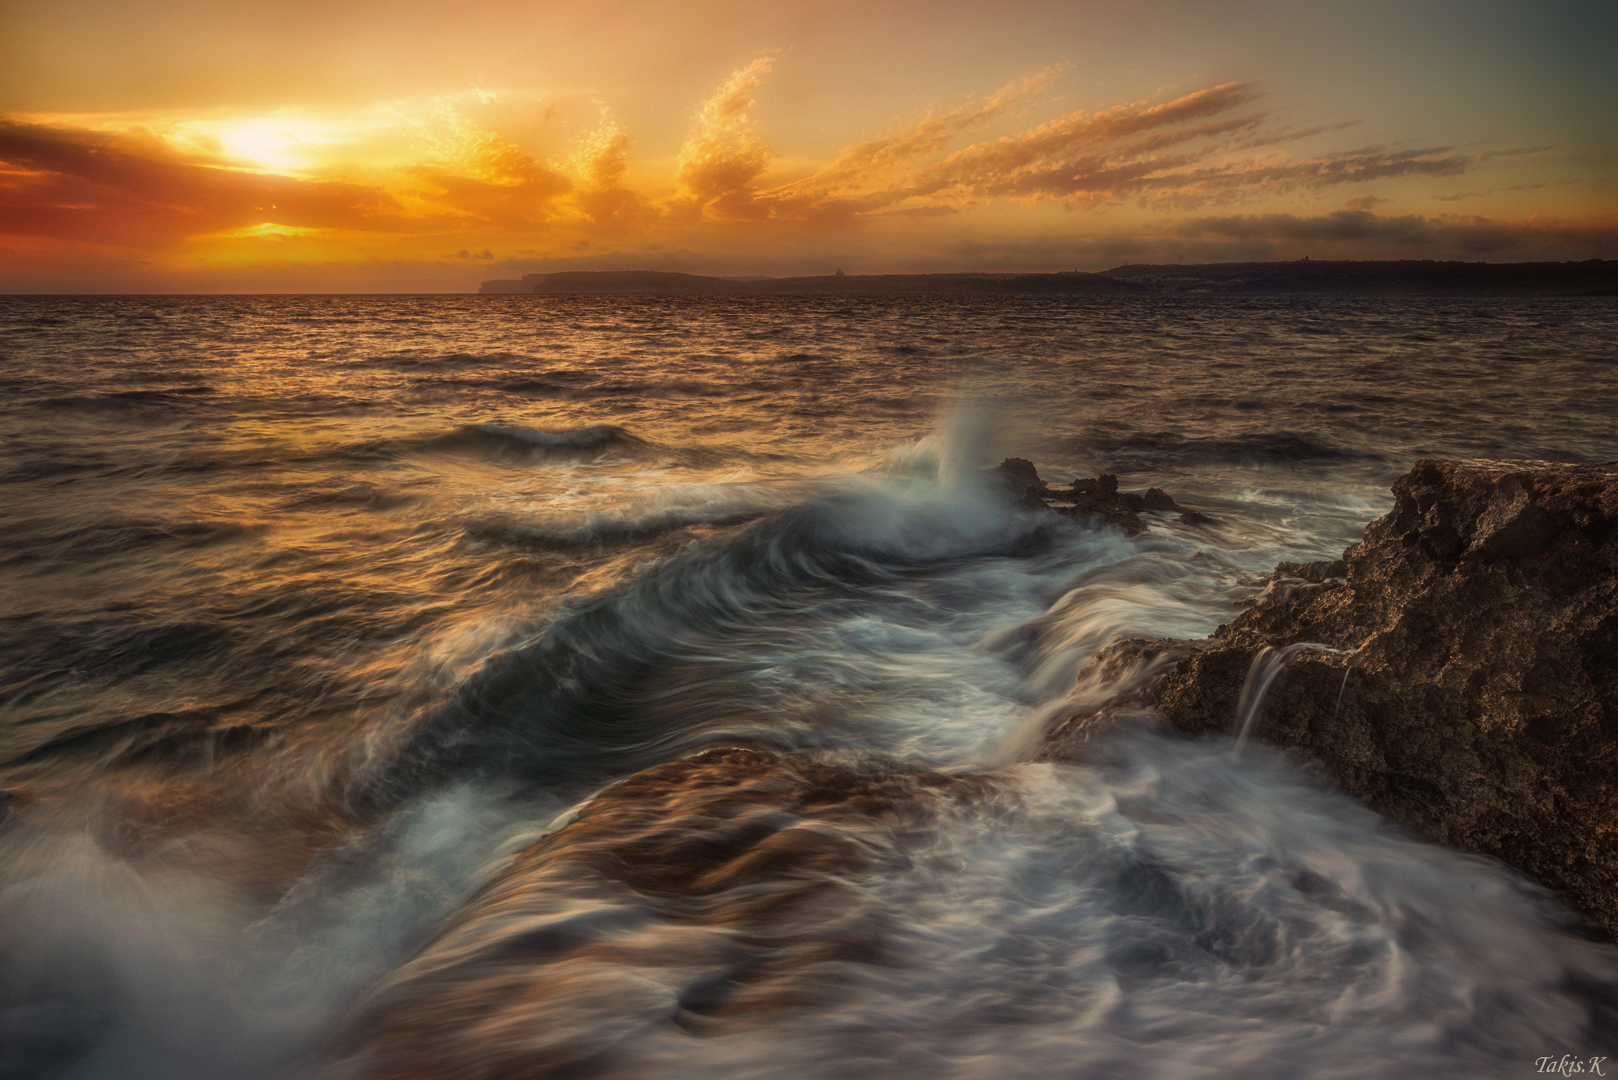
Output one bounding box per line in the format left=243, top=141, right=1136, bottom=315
left=1233, top=643, right=1345, bottom=750
left=1332, top=659, right=1356, bottom=724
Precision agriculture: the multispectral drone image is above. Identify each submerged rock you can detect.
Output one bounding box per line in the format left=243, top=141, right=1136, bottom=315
left=324, top=749, right=991, bottom=1080
left=1140, top=459, right=1618, bottom=937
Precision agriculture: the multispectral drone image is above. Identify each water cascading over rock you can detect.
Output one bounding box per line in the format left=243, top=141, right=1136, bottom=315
left=1124, top=459, right=1618, bottom=938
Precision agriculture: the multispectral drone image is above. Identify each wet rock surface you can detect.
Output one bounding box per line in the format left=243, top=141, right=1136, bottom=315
left=1141, top=459, right=1618, bottom=937
left=324, top=749, right=991, bottom=1080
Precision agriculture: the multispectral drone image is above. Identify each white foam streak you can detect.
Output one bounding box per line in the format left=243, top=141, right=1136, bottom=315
left=625, top=736, right=1618, bottom=1078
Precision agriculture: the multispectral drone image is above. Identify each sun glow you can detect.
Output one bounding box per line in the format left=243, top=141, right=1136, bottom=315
left=210, top=222, right=326, bottom=239
left=215, top=123, right=312, bottom=171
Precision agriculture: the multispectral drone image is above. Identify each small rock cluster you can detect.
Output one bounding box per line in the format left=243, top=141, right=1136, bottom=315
left=989, top=457, right=1211, bottom=533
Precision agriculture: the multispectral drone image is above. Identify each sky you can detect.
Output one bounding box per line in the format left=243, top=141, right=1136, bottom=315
left=1, top=0, right=1614, bottom=292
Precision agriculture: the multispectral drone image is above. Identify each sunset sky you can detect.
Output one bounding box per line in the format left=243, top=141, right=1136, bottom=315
left=2, top=0, right=1613, bottom=292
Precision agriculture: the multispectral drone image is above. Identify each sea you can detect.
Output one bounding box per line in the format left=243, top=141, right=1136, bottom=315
left=1, top=293, right=1616, bottom=1079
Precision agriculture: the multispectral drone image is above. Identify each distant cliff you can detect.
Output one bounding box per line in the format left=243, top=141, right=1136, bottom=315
left=481, top=260, right=1618, bottom=297
left=479, top=270, right=1145, bottom=296
left=1100, top=258, right=1618, bottom=296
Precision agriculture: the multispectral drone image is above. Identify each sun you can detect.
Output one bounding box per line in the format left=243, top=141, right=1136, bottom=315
left=216, top=123, right=308, bottom=171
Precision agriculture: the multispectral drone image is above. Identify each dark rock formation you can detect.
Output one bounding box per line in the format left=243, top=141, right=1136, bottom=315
left=1143, top=459, right=1618, bottom=937
left=988, top=457, right=1057, bottom=511
left=986, top=459, right=1209, bottom=532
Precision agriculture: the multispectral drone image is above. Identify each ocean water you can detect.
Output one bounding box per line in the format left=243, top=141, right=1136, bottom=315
left=1, top=293, right=1616, bottom=1079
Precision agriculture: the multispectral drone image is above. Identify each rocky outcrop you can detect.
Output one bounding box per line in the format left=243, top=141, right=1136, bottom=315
left=1142, top=459, right=1618, bottom=937
left=988, top=458, right=1211, bottom=533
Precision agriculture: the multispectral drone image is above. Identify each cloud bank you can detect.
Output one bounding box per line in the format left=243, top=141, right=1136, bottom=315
left=0, top=58, right=1610, bottom=289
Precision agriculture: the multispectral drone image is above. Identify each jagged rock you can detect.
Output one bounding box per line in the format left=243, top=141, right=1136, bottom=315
left=1143, top=459, right=1618, bottom=938
left=1062, top=473, right=1214, bottom=534
left=987, top=458, right=1056, bottom=510
left=1063, top=473, right=1153, bottom=534
left=1274, top=559, right=1348, bottom=582
left=1071, top=473, right=1119, bottom=497
left=987, top=460, right=1206, bottom=534
left=1142, top=488, right=1179, bottom=512
left=1059, top=499, right=1148, bottom=534
left=992, top=457, right=1046, bottom=493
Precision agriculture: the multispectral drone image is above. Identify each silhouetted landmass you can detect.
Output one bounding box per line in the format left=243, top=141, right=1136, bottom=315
left=1099, top=259, right=1618, bottom=296
left=481, top=260, right=1618, bottom=297
left=479, top=270, right=1144, bottom=295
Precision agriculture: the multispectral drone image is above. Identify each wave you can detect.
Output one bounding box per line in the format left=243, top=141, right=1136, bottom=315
left=340, top=423, right=659, bottom=465
left=6, top=709, right=272, bottom=770
left=384, top=475, right=1133, bottom=797
left=279, top=482, right=418, bottom=511
left=332, top=734, right=1618, bottom=1080
left=488, top=377, right=730, bottom=400
left=466, top=502, right=778, bottom=553
left=344, top=351, right=536, bottom=372
left=42, top=517, right=261, bottom=559
left=421, top=423, right=654, bottom=460
left=33, top=386, right=216, bottom=412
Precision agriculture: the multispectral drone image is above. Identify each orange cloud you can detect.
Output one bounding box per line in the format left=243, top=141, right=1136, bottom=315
left=904, top=80, right=1267, bottom=198
left=1, top=56, right=1607, bottom=292
left=568, top=116, right=658, bottom=230
left=675, top=77, right=1472, bottom=223
left=0, top=118, right=405, bottom=248
left=0, top=74, right=1505, bottom=250
left=783, top=69, right=1057, bottom=197
left=672, top=57, right=777, bottom=217
left=399, top=103, right=573, bottom=227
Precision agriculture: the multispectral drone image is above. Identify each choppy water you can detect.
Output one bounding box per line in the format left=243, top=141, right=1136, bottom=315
left=2, top=294, right=1616, bottom=1079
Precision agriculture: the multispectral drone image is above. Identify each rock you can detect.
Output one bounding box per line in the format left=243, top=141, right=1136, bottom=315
left=324, top=748, right=990, bottom=1079
left=1060, top=473, right=1217, bottom=534
left=986, top=459, right=1208, bottom=534
left=987, top=458, right=1057, bottom=510
left=1274, top=559, right=1347, bottom=582
left=1072, top=473, right=1119, bottom=498
left=1142, top=488, right=1179, bottom=512
left=1059, top=499, right=1148, bottom=535
left=1143, top=458, right=1618, bottom=938
left=991, top=456, right=1047, bottom=493
left=1062, top=473, right=1160, bottom=534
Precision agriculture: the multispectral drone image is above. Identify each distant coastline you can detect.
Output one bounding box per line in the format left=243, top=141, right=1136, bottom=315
left=481, top=260, right=1618, bottom=297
